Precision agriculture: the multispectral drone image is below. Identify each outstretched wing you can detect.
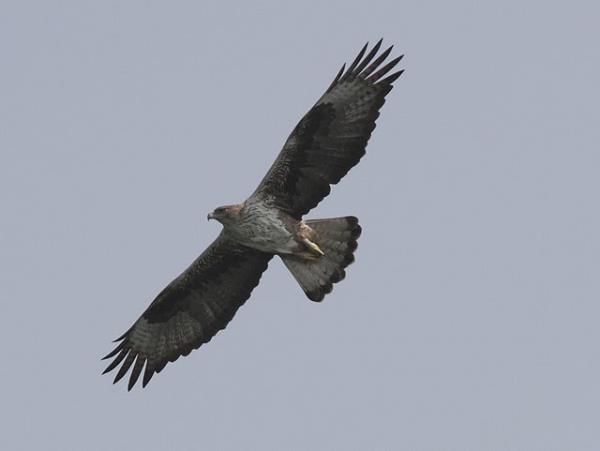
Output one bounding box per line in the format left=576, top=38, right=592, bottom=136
left=102, top=233, right=272, bottom=390
left=251, top=39, right=403, bottom=218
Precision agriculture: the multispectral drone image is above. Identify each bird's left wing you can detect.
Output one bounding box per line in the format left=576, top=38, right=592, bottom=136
left=250, top=40, right=403, bottom=218
left=102, top=233, right=272, bottom=390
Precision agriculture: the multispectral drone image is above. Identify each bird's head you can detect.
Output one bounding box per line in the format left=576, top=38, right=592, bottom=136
left=207, top=204, right=242, bottom=225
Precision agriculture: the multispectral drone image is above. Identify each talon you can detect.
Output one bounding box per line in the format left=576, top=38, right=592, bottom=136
left=303, top=238, right=325, bottom=257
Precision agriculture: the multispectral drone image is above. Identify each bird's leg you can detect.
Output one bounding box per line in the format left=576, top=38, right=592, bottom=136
left=302, top=238, right=325, bottom=258
left=296, top=222, right=324, bottom=258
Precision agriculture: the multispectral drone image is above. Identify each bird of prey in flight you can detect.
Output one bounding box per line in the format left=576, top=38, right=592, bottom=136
left=103, top=39, right=403, bottom=390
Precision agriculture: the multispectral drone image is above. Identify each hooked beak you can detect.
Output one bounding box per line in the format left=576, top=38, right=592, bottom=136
left=207, top=212, right=215, bottom=221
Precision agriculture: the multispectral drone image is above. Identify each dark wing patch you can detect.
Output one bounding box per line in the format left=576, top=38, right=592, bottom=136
left=251, top=39, right=403, bottom=218
left=102, top=234, right=272, bottom=390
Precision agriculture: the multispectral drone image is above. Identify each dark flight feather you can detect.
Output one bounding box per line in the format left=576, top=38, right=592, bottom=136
left=252, top=40, right=404, bottom=217
left=102, top=234, right=271, bottom=390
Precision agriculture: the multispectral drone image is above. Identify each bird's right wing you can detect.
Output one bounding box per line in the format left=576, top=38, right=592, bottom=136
left=102, top=233, right=272, bottom=390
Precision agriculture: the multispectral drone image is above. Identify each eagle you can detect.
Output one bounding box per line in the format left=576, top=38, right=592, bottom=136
left=103, top=40, right=403, bottom=390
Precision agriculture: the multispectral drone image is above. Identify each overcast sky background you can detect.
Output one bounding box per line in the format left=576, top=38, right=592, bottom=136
left=1, top=1, right=599, bottom=450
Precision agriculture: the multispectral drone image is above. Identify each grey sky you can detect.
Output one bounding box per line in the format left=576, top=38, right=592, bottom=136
left=1, top=1, right=599, bottom=450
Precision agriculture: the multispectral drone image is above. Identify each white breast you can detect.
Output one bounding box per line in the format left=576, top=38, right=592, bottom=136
left=231, top=202, right=297, bottom=254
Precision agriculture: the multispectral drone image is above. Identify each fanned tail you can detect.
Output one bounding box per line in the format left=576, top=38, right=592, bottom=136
left=282, top=217, right=361, bottom=302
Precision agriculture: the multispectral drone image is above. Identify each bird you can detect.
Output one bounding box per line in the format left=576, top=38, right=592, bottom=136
left=102, top=39, right=404, bottom=390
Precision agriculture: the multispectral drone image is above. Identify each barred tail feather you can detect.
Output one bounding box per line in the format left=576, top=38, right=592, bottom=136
left=282, top=216, right=362, bottom=302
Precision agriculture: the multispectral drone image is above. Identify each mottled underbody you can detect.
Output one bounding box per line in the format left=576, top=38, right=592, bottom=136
left=208, top=200, right=325, bottom=259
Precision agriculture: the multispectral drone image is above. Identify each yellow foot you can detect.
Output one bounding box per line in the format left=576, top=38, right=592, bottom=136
left=303, top=238, right=325, bottom=257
